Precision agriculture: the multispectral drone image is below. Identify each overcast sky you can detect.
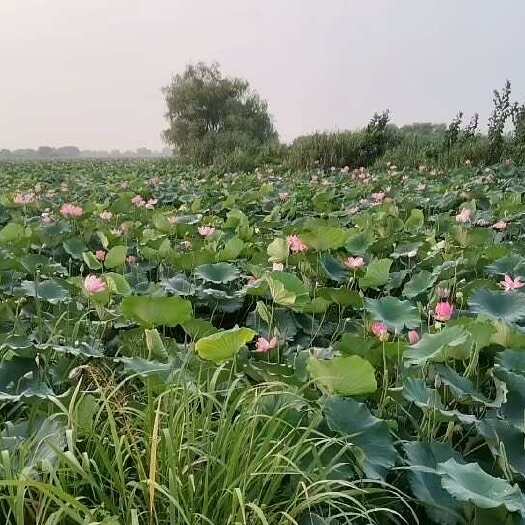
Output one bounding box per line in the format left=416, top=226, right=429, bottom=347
left=1, top=0, right=524, bottom=150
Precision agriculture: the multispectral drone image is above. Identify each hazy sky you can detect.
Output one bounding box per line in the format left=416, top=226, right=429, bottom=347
left=1, top=0, right=524, bottom=150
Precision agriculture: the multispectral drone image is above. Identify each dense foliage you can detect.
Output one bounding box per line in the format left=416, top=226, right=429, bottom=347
left=1, top=158, right=525, bottom=523
left=162, top=63, right=278, bottom=166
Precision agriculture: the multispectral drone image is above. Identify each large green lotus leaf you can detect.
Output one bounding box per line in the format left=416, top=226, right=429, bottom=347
left=63, top=237, right=88, bottom=259
left=194, top=262, right=239, bottom=284
left=359, top=258, right=392, bottom=289
left=497, top=350, right=525, bottom=374
left=470, top=289, right=525, bottom=323
left=300, top=226, right=349, bottom=251
left=217, top=237, right=244, bottom=261
left=39, top=342, right=104, bottom=358
left=391, top=241, right=422, bottom=259
left=104, top=272, right=132, bottom=296
left=265, top=271, right=309, bottom=307
left=195, top=326, right=255, bottom=363
left=345, top=230, right=375, bottom=255
left=82, top=251, right=102, bottom=270
left=403, top=378, right=478, bottom=424
left=495, top=368, right=525, bottom=430
left=267, top=238, right=289, bottom=262
left=437, top=458, right=525, bottom=515
left=403, top=270, right=436, bottom=298
left=0, top=357, right=55, bottom=401
left=0, top=222, right=25, bottom=244
left=404, top=326, right=469, bottom=366
left=104, top=245, right=127, bottom=269
left=18, top=279, right=70, bottom=304
left=308, top=355, right=377, bottom=396
left=121, top=296, right=193, bottom=328
left=404, top=208, right=425, bottom=232
left=164, top=274, right=196, bottom=296
left=403, top=441, right=464, bottom=525
left=325, top=397, right=396, bottom=479
left=435, top=364, right=505, bottom=407
left=144, top=328, right=168, bottom=361
left=182, top=319, right=218, bottom=339
left=0, top=417, right=66, bottom=472
left=118, top=357, right=174, bottom=382
left=478, top=416, right=525, bottom=478
left=320, top=255, right=348, bottom=282
left=366, top=296, right=420, bottom=332
left=317, top=287, right=363, bottom=308
left=486, top=254, right=525, bottom=278
left=403, top=378, right=443, bottom=409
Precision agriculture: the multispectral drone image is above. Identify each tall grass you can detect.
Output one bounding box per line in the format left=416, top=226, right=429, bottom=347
left=0, top=365, right=415, bottom=524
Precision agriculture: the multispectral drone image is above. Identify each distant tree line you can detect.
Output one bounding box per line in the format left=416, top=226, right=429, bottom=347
left=162, top=64, right=525, bottom=170
left=0, top=146, right=172, bottom=160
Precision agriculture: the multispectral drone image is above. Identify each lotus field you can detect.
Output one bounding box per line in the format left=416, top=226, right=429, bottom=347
left=2, top=159, right=525, bottom=524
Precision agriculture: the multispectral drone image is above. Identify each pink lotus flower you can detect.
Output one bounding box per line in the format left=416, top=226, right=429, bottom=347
left=198, top=226, right=216, bottom=237
left=131, top=195, right=145, bottom=207
left=60, top=203, right=83, bottom=218
left=272, top=262, right=284, bottom=271
left=95, top=250, right=106, bottom=262
left=255, top=336, right=278, bottom=353
left=371, top=321, right=389, bottom=342
left=344, top=256, right=365, bottom=271
left=84, top=275, right=106, bottom=295
left=408, top=330, right=420, bottom=345
left=493, top=221, right=507, bottom=231
left=287, top=235, right=308, bottom=253
left=434, top=301, right=454, bottom=322
left=500, top=275, right=525, bottom=293
left=99, top=211, right=113, bottom=221
left=455, top=208, right=472, bottom=224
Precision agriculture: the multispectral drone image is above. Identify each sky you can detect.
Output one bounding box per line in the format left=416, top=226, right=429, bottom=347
left=1, top=0, right=524, bottom=150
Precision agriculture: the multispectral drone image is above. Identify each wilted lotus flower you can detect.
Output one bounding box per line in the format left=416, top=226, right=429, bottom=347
left=13, top=192, right=35, bottom=205
left=436, top=286, right=451, bottom=299
left=198, top=226, right=216, bottom=237
left=434, top=301, right=454, bottom=322
left=60, top=203, right=83, bottom=218
left=465, top=159, right=471, bottom=166
left=126, top=255, right=137, bottom=265
left=95, top=250, right=106, bottom=262
left=99, top=210, right=113, bottom=221
left=41, top=212, right=53, bottom=224
left=255, top=336, right=278, bottom=353
left=279, top=192, right=289, bottom=201
left=287, top=234, right=308, bottom=253
left=371, top=321, right=389, bottom=342
left=493, top=221, right=507, bottom=231
left=344, top=256, right=365, bottom=271
left=371, top=192, right=386, bottom=202
left=180, top=240, right=192, bottom=251
left=145, top=198, right=158, bottom=209
left=120, top=181, right=129, bottom=189
left=272, top=262, right=284, bottom=271
left=247, top=275, right=261, bottom=286
left=168, top=215, right=178, bottom=225
left=131, top=195, right=145, bottom=207
left=455, top=208, right=472, bottom=224
left=84, top=275, right=106, bottom=295
left=500, top=275, right=525, bottom=293
left=408, top=330, right=420, bottom=345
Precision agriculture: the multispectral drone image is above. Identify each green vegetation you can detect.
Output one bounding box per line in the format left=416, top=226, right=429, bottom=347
left=1, top=158, right=525, bottom=523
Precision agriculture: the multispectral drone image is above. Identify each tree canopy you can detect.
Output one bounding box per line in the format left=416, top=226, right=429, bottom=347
left=162, top=62, right=278, bottom=164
